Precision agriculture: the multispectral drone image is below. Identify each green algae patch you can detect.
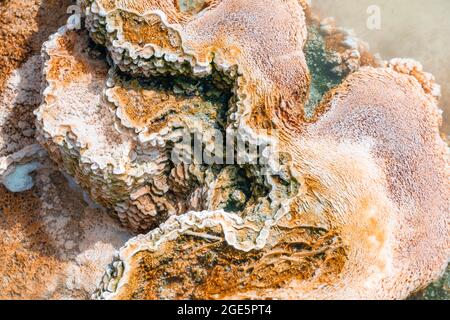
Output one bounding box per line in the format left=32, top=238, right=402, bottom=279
left=410, top=265, right=450, bottom=300
left=304, top=25, right=343, bottom=118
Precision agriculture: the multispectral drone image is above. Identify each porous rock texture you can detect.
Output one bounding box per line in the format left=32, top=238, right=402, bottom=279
left=0, top=0, right=448, bottom=300
left=0, top=0, right=132, bottom=299
left=0, top=0, right=74, bottom=187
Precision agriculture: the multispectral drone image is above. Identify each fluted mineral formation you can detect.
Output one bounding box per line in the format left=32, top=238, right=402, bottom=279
left=1, top=0, right=448, bottom=299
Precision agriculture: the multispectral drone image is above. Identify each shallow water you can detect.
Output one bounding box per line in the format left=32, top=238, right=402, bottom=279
left=313, top=0, right=450, bottom=135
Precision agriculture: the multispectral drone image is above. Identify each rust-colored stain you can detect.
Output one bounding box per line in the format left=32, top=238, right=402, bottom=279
left=0, top=0, right=72, bottom=93
left=120, top=12, right=181, bottom=50
left=116, top=225, right=346, bottom=300
left=0, top=186, right=63, bottom=299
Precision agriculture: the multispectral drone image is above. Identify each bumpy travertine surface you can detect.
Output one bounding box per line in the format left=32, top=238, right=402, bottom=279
left=92, top=63, right=449, bottom=299
left=0, top=0, right=133, bottom=299
left=36, top=0, right=312, bottom=235
left=1, top=0, right=448, bottom=299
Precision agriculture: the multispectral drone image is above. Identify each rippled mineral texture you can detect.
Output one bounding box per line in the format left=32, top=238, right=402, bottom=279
left=0, top=0, right=449, bottom=299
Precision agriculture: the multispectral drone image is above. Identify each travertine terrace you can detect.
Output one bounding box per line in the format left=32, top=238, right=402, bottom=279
left=0, top=0, right=448, bottom=299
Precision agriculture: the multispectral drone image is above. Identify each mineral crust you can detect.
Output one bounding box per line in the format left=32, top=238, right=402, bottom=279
left=0, top=0, right=448, bottom=300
